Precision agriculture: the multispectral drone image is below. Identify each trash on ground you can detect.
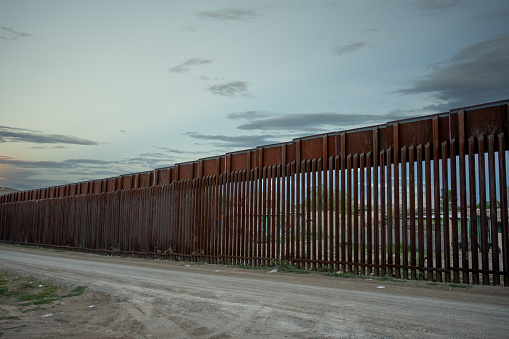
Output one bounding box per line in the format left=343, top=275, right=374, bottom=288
left=377, top=286, right=385, bottom=289
left=41, top=314, right=53, bottom=318
left=185, top=265, right=190, bottom=267
left=89, top=305, right=95, bottom=308
left=268, top=269, right=278, bottom=273
left=215, top=270, right=220, bottom=272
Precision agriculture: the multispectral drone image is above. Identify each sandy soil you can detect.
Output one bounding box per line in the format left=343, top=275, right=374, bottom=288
left=1, top=245, right=508, bottom=338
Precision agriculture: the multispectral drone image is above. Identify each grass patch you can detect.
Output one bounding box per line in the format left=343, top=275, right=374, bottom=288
left=228, top=260, right=312, bottom=274
left=327, top=271, right=357, bottom=278
left=0, top=316, right=20, bottom=320
left=448, top=283, right=470, bottom=289
left=61, top=285, right=87, bottom=298
left=15, top=244, right=40, bottom=250
left=375, top=276, right=407, bottom=283
left=230, top=264, right=266, bottom=270
left=33, top=298, right=58, bottom=305
left=0, top=270, right=87, bottom=310
left=273, top=260, right=296, bottom=273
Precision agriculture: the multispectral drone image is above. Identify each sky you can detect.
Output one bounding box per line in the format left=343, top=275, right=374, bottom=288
left=1, top=0, right=508, bottom=191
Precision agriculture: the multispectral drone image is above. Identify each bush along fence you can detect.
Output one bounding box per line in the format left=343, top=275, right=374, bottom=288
left=1, top=100, right=509, bottom=286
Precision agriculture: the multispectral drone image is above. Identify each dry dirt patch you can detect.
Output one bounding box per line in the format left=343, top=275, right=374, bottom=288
left=0, top=269, right=143, bottom=338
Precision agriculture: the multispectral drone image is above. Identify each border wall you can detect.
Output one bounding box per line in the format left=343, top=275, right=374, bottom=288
left=1, top=100, right=508, bottom=285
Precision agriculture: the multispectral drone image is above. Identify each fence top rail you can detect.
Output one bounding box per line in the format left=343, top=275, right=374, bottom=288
left=1, top=99, right=507, bottom=202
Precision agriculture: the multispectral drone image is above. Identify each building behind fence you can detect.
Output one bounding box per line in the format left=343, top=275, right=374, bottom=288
left=1, top=100, right=508, bottom=286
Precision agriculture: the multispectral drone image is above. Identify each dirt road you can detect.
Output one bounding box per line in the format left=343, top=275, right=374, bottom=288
left=1, top=246, right=508, bottom=338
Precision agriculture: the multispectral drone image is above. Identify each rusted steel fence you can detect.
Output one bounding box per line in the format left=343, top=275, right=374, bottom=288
left=1, top=100, right=508, bottom=286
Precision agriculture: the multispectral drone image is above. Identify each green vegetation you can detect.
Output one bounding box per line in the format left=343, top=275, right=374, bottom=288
left=375, top=275, right=407, bottom=283
left=227, top=260, right=311, bottom=274
left=273, top=259, right=296, bottom=272
left=0, top=316, right=20, bottom=320
left=62, top=285, right=87, bottom=297
left=326, top=271, right=356, bottom=278
left=0, top=270, right=87, bottom=311
left=448, top=283, right=470, bottom=289
left=230, top=263, right=266, bottom=270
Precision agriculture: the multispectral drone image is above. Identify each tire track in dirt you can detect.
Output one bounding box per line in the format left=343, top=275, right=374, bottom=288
left=121, top=299, right=188, bottom=338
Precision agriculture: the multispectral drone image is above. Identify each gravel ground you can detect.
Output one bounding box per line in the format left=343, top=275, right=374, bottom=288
left=1, top=245, right=508, bottom=338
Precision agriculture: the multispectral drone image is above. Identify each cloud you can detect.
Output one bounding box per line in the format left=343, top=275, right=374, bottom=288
left=199, top=75, right=220, bottom=81
left=226, top=111, right=274, bottom=120
left=0, top=151, right=178, bottom=190
left=321, top=1, right=340, bottom=8
left=230, top=111, right=411, bottom=132
left=333, top=42, right=370, bottom=56
left=0, top=126, right=99, bottom=145
left=169, top=58, right=214, bottom=73
left=67, top=170, right=123, bottom=177
left=396, top=34, right=509, bottom=111
left=186, top=109, right=411, bottom=150
left=0, top=26, right=31, bottom=41
left=126, top=152, right=175, bottom=169
left=412, top=0, right=460, bottom=14
left=184, top=132, right=279, bottom=148
left=0, top=154, right=69, bottom=169
left=0, top=155, right=115, bottom=169
left=196, top=8, right=259, bottom=21
left=152, top=146, right=202, bottom=155
left=64, top=159, right=114, bottom=166
left=0, top=167, right=65, bottom=191
left=31, top=146, right=67, bottom=150
left=467, top=7, right=509, bottom=24
left=207, top=81, right=252, bottom=98
left=0, top=154, right=173, bottom=171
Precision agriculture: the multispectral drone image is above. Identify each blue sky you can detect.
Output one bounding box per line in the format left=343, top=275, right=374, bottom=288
left=1, top=0, right=508, bottom=190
